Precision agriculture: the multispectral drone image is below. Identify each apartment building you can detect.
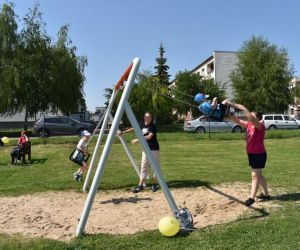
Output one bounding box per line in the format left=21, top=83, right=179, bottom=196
left=191, top=51, right=238, bottom=99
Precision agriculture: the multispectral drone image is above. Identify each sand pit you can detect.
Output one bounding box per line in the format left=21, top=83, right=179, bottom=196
left=0, top=183, right=275, bottom=241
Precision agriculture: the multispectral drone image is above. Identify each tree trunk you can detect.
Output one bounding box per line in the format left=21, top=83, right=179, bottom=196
left=24, top=108, right=28, bottom=131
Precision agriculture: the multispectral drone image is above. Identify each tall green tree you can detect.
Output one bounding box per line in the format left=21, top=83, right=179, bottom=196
left=50, top=25, right=87, bottom=114
left=16, top=4, right=53, bottom=127
left=230, top=35, right=294, bottom=113
left=171, top=71, right=226, bottom=117
left=0, top=2, right=19, bottom=114
left=128, top=70, right=173, bottom=125
left=0, top=3, right=88, bottom=128
left=103, top=87, right=113, bottom=108
left=154, top=44, right=171, bottom=86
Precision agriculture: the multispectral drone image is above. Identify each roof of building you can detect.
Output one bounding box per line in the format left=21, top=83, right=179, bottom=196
left=191, top=51, right=237, bottom=73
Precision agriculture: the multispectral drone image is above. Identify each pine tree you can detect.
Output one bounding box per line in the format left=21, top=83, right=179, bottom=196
left=154, top=44, right=171, bottom=86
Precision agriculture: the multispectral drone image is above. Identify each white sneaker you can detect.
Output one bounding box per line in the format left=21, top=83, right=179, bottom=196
left=73, top=172, right=80, bottom=182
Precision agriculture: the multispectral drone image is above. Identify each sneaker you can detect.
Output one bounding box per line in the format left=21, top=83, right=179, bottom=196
left=245, top=198, right=255, bottom=207
left=78, top=174, right=83, bottom=182
left=257, top=193, right=270, bottom=200
left=151, top=184, right=159, bottom=192
left=73, top=172, right=80, bottom=182
left=132, top=185, right=143, bottom=193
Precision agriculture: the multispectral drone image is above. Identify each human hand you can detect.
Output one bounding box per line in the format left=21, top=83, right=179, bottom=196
left=117, top=130, right=123, bottom=136
left=131, top=139, right=139, bottom=145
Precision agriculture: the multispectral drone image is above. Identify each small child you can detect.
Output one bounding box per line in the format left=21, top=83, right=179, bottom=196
left=71, top=130, right=91, bottom=182
left=194, top=93, right=237, bottom=121
left=11, top=130, right=29, bottom=164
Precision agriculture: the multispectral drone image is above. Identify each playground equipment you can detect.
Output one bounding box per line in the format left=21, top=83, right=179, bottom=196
left=83, top=94, right=140, bottom=192
left=76, top=58, right=193, bottom=237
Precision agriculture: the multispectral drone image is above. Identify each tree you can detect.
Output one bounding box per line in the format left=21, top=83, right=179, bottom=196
left=1, top=4, right=87, bottom=128
left=171, top=71, right=226, bottom=117
left=103, top=87, right=113, bottom=108
left=0, top=2, right=19, bottom=114
left=50, top=25, right=87, bottom=114
left=291, top=83, right=300, bottom=108
left=154, top=44, right=171, bottom=86
left=15, top=4, right=53, bottom=128
left=127, top=70, right=173, bottom=125
left=231, top=35, right=294, bottom=113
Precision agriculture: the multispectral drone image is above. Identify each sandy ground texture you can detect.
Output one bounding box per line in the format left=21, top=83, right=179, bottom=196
left=0, top=183, right=276, bottom=241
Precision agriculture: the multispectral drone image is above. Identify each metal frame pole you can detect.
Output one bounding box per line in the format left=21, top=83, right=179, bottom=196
left=108, top=112, right=140, bottom=176
left=83, top=108, right=140, bottom=192
left=83, top=89, right=118, bottom=192
left=124, top=101, right=179, bottom=214
left=76, top=58, right=140, bottom=236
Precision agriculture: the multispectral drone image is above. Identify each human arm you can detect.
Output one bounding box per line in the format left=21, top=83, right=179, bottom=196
left=235, top=104, right=262, bottom=130
left=211, top=97, right=218, bottom=109
left=226, top=115, right=248, bottom=128
left=131, top=132, right=154, bottom=144
left=118, top=127, right=134, bottom=136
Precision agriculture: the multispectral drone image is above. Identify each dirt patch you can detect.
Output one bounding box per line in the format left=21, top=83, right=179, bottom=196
left=0, top=183, right=275, bottom=241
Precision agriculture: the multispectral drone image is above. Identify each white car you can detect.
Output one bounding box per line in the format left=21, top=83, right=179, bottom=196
left=184, top=116, right=243, bottom=133
left=292, top=117, right=300, bottom=128
left=262, top=114, right=299, bottom=129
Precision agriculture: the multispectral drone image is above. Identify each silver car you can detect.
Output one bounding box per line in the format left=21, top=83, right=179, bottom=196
left=184, top=116, right=243, bottom=133
left=262, top=114, right=299, bottom=129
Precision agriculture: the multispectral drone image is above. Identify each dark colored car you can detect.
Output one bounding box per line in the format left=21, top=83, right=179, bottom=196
left=33, top=116, right=95, bottom=137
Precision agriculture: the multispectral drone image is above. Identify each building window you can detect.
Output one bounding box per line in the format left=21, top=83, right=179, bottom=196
left=207, top=62, right=214, bottom=74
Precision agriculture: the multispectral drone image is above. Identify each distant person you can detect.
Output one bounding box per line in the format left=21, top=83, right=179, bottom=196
left=71, top=130, right=91, bottom=182
left=11, top=130, right=29, bottom=164
left=118, top=112, right=160, bottom=193
left=228, top=104, right=270, bottom=206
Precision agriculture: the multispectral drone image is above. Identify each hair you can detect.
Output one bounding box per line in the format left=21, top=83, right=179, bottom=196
left=254, top=111, right=263, bottom=121
left=144, top=111, right=152, bottom=117
left=21, top=130, right=27, bottom=135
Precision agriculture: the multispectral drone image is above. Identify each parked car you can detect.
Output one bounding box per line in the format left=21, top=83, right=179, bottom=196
left=33, top=116, right=95, bottom=137
left=293, top=117, right=300, bottom=128
left=262, top=114, right=299, bottom=130
left=184, top=116, right=243, bottom=133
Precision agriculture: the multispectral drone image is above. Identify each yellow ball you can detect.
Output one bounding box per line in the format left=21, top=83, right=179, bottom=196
left=2, top=137, right=9, bottom=144
left=158, top=216, right=180, bottom=237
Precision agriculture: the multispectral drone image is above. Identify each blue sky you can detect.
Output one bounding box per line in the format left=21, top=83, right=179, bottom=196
left=9, top=0, right=300, bottom=111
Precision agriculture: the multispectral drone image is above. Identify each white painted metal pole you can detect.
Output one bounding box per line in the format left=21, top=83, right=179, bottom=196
left=76, top=58, right=141, bottom=236
left=108, top=112, right=140, bottom=176
left=124, top=101, right=179, bottom=214
left=83, top=89, right=117, bottom=192
left=91, top=113, right=105, bottom=138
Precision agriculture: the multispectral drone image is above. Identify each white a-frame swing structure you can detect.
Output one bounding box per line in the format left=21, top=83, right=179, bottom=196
left=82, top=102, right=140, bottom=192
left=76, top=58, right=193, bottom=236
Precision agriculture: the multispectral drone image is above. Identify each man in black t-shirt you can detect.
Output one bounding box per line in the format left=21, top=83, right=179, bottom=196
left=119, top=112, right=160, bottom=193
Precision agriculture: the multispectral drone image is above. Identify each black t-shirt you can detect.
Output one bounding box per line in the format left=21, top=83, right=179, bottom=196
left=140, top=123, right=159, bottom=151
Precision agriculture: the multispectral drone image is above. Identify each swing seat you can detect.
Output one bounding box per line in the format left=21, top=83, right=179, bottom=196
left=69, top=149, right=90, bottom=166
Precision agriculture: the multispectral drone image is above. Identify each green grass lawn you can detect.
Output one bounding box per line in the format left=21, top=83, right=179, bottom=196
left=0, top=131, right=299, bottom=249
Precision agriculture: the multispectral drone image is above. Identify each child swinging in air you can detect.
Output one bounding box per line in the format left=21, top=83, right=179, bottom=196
left=194, top=93, right=239, bottom=121
left=71, top=130, right=91, bottom=182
